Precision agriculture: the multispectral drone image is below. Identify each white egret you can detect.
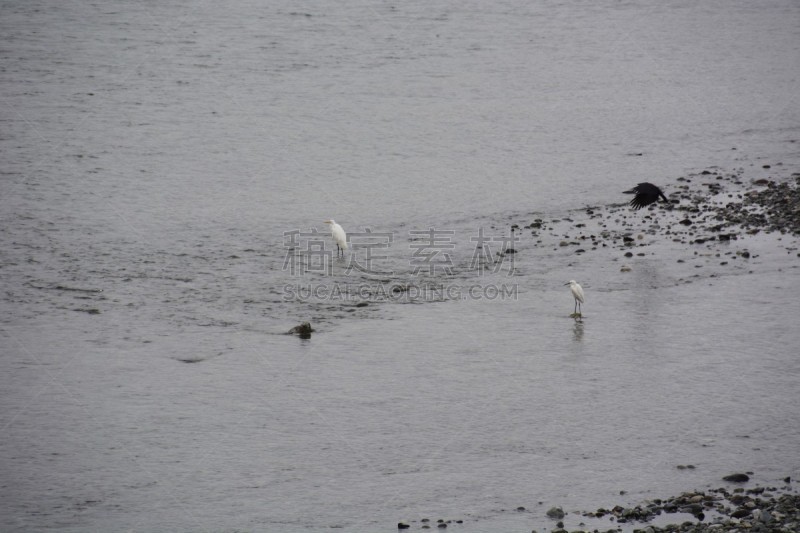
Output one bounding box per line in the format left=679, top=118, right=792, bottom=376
left=565, top=280, right=584, bottom=317
left=623, top=182, right=669, bottom=210
left=324, top=219, right=347, bottom=257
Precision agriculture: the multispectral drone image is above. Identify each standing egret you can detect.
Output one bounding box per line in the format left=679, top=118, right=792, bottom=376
left=623, top=182, right=669, bottom=210
left=324, top=219, right=347, bottom=257
left=565, top=280, right=584, bottom=317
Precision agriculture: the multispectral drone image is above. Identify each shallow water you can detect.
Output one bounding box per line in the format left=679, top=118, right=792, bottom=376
left=2, top=1, right=800, bottom=531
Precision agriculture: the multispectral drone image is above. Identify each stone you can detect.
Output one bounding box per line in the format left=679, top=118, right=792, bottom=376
left=288, top=322, right=314, bottom=338
left=724, top=473, right=750, bottom=483
left=547, top=506, right=565, bottom=519
left=731, top=508, right=751, bottom=518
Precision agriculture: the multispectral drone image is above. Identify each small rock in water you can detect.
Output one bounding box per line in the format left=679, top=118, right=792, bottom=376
left=723, top=473, right=750, bottom=482
left=546, top=506, right=565, bottom=519
left=288, top=322, right=314, bottom=338
left=397, top=522, right=410, bottom=529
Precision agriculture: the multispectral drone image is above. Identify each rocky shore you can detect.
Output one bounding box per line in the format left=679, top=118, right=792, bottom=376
left=395, top=165, right=799, bottom=533
left=396, top=480, right=799, bottom=532
left=514, top=167, right=800, bottom=265
left=565, top=481, right=800, bottom=533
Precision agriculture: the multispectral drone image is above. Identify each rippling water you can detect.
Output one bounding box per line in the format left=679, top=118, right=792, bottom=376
left=2, top=1, right=800, bottom=531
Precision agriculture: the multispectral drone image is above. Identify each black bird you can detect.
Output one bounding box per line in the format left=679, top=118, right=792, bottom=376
left=623, top=182, right=669, bottom=210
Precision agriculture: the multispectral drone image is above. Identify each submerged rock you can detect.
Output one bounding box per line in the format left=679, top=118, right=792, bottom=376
left=723, top=473, right=750, bottom=482
left=288, top=321, right=314, bottom=338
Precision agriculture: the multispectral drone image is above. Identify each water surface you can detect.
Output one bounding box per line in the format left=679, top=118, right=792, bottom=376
left=1, top=1, right=799, bottom=531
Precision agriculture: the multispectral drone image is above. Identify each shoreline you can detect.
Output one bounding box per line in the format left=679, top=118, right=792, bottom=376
left=551, top=481, right=799, bottom=533
left=513, top=166, right=800, bottom=266
left=397, top=166, right=800, bottom=532
left=396, top=479, right=799, bottom=532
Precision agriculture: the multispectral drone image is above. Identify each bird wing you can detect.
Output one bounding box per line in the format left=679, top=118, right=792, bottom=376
left=572, top=286, right=585, bottom=303
left=629, top=193, right=655, bottom=210
left=627, top=182, right=663, bottom=209
left=332, top=225, right=347, bottom=248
